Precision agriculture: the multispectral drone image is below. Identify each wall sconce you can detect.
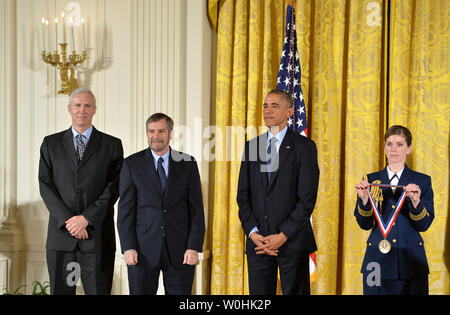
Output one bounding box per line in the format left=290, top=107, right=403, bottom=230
left=40, top=15, right=87, bottom=95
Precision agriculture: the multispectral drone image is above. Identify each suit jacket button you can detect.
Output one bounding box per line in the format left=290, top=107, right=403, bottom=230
left=160, top=225, right=165, bottom=230
left=419, top=242, right=423, bottom=246
left=392, top=239, right=397, bottom=243
left=264, top=215, right=268, bottom=220
left=368, top=243, right=372, bottom=246
left=163, top=209, right=167, bottom=214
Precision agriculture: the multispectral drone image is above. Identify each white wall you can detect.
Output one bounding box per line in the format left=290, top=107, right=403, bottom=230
left=0, top=0, right=211, bottom=295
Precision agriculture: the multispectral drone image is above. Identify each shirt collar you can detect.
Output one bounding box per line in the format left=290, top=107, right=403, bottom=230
left=151, top=147, right=170, bottom=164
left=72, top=125, right=93, bottom=142
left=386, top=165, right=404, bottom=181
left=267, top=125, right=288, bottom=144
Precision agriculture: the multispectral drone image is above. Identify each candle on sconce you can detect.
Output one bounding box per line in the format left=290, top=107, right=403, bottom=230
left=41, top=14, right=88, bottom=95
left=54, top=18, right=58, bottom=51
left=46, top=20, right=50, bottom=52
left=70, top=17, right=76, bottom=52
left=41, top=18, right=46, bottom=51
left=81, top=18, right=86, bottom=51
left=61, top=12, right=66, bottom=43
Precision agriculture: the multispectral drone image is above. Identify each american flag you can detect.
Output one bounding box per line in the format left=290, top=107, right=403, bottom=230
left=276, top=4, right=308, bottom=137
left=276, top=3, right=317, bottom=281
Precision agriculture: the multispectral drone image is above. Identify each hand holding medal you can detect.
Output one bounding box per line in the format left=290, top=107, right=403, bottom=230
left=366, top=178, right=408, bottom=254
left=355, top=175, right=384, bottom=210
left=404, top=183, right=421, bottom=208
left=355, top=175, right=371, bottom=205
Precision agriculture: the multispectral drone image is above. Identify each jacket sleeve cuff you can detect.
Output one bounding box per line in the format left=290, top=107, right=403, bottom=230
left=408, top=201, right=429, bottom=221
left=356, top=198, right=373, bottom=217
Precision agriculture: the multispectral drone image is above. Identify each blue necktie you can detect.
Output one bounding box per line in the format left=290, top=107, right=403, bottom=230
left=267, top=137, right=278, bottom=183
left=157, top=157, right=167, bottom=191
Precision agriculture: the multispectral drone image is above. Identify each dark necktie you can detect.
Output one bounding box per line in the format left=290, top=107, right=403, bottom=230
left=267, top=137, right=278, bottom=183
left=76, top=134, right=86, bottom=161
left=157, top=157, right=167, bottom=191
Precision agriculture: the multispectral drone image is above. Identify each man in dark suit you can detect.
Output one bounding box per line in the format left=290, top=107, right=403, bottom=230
left=237, top=89, right=319, bottom=295
left=39, top=87, right=124, bottom=295
left=117, top=113, right=205, bottom=295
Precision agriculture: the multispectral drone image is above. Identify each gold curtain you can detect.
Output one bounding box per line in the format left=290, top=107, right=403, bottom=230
left=208, top=0, right=450, bottom=295
left=388, top=0, right=450, bottom=294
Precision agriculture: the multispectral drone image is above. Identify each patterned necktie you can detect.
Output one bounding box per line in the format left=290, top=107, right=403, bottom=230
left=267, top=137, right=278, bottom=183
left=157, top=157, right=167, bottom=191
left=76, top=134, right=86, bottom=161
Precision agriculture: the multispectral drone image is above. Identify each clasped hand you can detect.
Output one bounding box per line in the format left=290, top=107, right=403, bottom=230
left=250, top=232, right=287, bottom=256
left=65, top=215, right=89, bottom=240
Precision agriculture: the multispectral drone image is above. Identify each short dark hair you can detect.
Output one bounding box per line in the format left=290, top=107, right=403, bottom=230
left=266, top=89, right=294, bottom=108
left=384, top=125, right=412, bottom=146
left=146, top=113, right=174, bottom=131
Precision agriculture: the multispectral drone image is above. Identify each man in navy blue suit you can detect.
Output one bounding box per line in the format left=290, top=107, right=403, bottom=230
left=117, top=113, right=205, bottom=295
left=237, top=90, right=319, bottom=295
left=355, top=125, right=434, bottom=295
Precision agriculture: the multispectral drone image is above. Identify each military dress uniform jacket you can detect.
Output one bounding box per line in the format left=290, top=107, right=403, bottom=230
left=354, top=165, right=434, bottom=280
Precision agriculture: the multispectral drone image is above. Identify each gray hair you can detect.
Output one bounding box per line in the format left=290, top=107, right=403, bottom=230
left=69, top=87, right=97, bottom=107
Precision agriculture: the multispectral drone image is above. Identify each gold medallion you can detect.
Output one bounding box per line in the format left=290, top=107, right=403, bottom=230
left=379, top=239, right=391, bottom=254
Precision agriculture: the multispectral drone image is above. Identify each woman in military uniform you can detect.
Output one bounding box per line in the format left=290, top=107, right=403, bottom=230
left=354, top=125, right=434, bottom=295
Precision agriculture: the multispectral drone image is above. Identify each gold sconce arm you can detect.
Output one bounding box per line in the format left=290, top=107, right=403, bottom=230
left=41, top=43, right=87, bottom=95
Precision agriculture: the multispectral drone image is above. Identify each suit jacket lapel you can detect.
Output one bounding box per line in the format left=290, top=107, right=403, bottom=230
left=397, top=164, right=412, bottom=187
left=144, top=148, right=164, bottom=197
left=380, top=167, right=390, bottom=185
left=62, top=127, right=78, bottom=167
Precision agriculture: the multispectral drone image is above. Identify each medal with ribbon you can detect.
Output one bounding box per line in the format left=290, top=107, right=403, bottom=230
left=366, top=180, right=407, bottom=254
